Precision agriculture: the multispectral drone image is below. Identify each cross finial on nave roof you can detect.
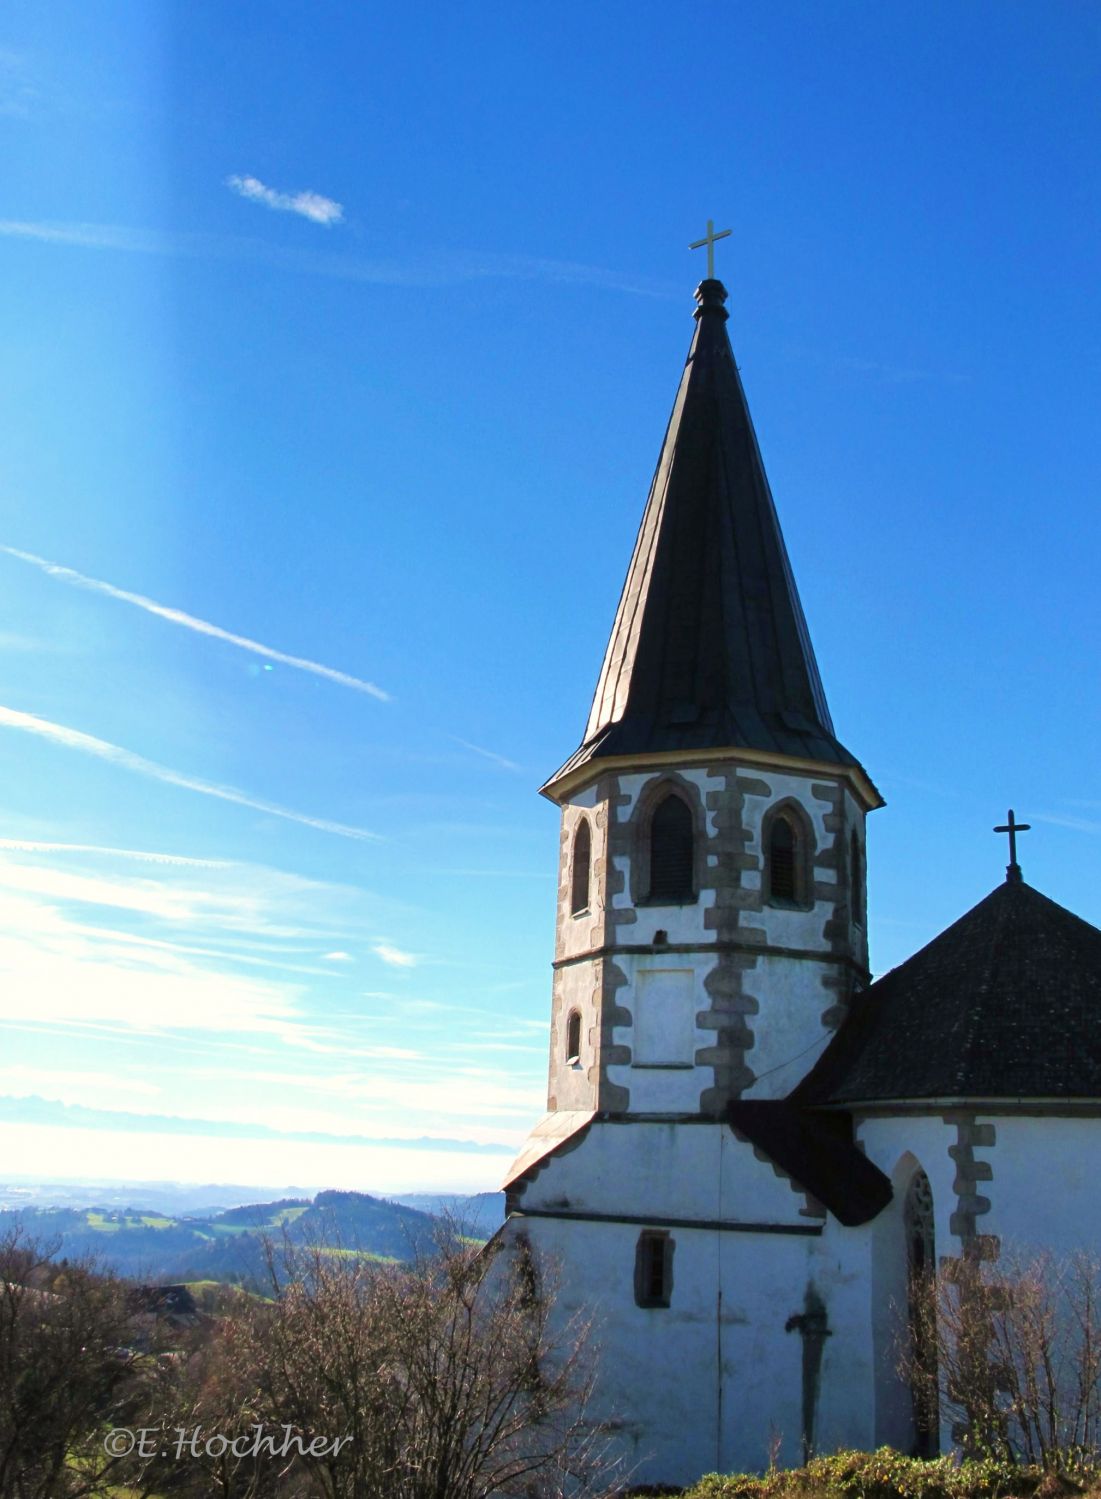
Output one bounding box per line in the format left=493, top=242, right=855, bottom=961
left=994, top=807, right=1031, bottom=884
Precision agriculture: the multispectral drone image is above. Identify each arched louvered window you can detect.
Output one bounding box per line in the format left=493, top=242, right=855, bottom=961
left=565, top=1010, right=582, bottom=1064
left=768, top=815, right=799, bottom=904
left=648, top=794, right=694, bottom=903
left=850, top=830, right=865, bottom=927
left=570, top=819, right=591, bottom=916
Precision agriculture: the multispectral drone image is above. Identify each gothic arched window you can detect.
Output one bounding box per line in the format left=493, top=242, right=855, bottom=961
left=648, top=794, right=694, bottom=903
left=850, top=829, right=865, bottom=927
left=565, top=1010, right=582, bottom=1064
left=570, top=819, right=591, bottom=916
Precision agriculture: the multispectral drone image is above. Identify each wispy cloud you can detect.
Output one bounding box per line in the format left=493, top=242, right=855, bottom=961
left=831, top=354, right=969, bottom=386
left=0, top=888, right=305, bottom=1037
left=0, top=836, right=538, bottom=1185
left=0, top=631, right=55, bottom=653
left=323, top=951, right=353, bottom=963
left=0, top=50, right=38, bottom=120
left=0, top=1094, right=517, bottom=1154
left=0, top=546, right=389, bottom=701
left=0, top=221, right=176, bottom=253
left=1032, top=813, right=1101, bottom=836
left=0, top=844, right=403, bottom=1043
left=226, top=174, right=343, bottom=226
left=0, top=219, right=670, bottom=298
left=784, top=342, right=968, bottom=388
left=372, top=942, right=418, bottom=969
left=0, top=838, right=230, bottom=868
left=0, top=705, right=378, bottom=842
left=449, top=736, right=521, bottom=773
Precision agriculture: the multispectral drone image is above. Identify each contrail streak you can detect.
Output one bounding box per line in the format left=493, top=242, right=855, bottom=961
left=449, top=736, right=521, bottom=772
left=0, top=546, right=390, bottom=702
left=0, top=706, right=379, bottom=842
left=0, top=838, right=230, bottom=867
left=0, top=219, right=672, bottom=299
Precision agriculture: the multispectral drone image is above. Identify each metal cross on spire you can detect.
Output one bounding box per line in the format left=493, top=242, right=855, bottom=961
left=689, top=218, right=732, bottom=280
left=994, top=808, right=1031, bottom=884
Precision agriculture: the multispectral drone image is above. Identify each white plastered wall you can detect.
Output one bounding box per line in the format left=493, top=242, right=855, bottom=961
left=505, top=1120, right=879, bottom=1485
left=969, top=1114, right=1101, bottom=1258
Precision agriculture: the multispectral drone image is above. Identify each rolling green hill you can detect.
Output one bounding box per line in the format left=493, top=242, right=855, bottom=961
left=0, top=1188, right=452, bottom=1286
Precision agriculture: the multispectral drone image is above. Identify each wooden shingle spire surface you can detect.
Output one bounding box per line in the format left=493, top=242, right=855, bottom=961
left=550, top=279, right=862, bottom=789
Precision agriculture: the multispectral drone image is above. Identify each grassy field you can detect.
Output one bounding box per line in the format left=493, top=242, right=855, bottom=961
left=85, top=1211, right=174, bottom=1232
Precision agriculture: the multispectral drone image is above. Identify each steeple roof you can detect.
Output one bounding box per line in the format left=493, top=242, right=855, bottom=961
left=547, top=279, right=866, bottom=792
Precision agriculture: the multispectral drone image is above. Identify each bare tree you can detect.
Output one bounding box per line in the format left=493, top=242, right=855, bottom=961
left=0, top=1221, right=609, bottom=1499
left=906, top=1248, right=1101, bottom=1469
left=237, top=1227, right=611, bottom=1499
left=128, top=1287, right=302, bottom=1499
left=0, top=1229, right=142, bottom=1499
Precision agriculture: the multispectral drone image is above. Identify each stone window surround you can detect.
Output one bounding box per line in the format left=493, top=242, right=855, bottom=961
left=570, top=815, right=592, bottom=918
left=628, top=772, right=708, bottom=908
left=761, top=796, right=817, bottom=911
left=564, top=1008, right=583, bottom=1068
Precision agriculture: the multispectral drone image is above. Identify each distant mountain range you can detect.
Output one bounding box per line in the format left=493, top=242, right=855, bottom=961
left=0, top=1187, right=506, bottom=1286
left=0, top=1178, right=315, bottom=1217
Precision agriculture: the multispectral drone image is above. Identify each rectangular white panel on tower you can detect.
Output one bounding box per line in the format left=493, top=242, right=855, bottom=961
left=633, top=968, right=694, bottom=1066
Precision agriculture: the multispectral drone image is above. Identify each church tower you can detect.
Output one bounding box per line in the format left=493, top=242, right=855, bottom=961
left=500, top=262, right=1101, bottom=1488
left=541, top=277, right=882, bottom=1122
left=501, top=272, right=889, bottom=1486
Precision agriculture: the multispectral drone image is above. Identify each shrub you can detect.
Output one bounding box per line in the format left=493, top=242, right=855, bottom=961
left=906, top=1252, right=1101, bottom=1470
left=681, top=1449, right=1044, bottom=1499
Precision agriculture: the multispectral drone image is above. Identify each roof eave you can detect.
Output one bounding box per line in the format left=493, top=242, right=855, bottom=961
left=813, top=1096, right=1101, bottom=1115
left=540, top=742, right=885, bottom=813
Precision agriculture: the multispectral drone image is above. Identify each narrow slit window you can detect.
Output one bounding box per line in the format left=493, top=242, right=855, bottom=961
left=565, top=1010, right=582, bottom=1064
left=570, top=819, right=591, bottom=916
left=634, top=1230, right=673, bottom=1308
left=648, top=794, right=693, bottom=902
left=768, top=816, right=798, bottom=904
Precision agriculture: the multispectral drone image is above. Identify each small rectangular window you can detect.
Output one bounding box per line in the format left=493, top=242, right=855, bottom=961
left=634, top=1229, right=674, bottom=1308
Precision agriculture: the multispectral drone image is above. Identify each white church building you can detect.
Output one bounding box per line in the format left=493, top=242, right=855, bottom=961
left=496, top=272, right=1101, bottom=1486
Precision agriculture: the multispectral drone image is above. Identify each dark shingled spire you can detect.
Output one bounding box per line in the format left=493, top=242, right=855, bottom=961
left=549, top=279, right=862, bottom=788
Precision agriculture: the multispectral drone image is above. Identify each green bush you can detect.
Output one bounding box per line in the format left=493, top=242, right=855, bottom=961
left=679, top=1448, right=1056, bottom=1499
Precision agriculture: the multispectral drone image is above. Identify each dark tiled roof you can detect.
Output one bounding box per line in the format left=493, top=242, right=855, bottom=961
left=549, top=279, right=861, bottom=787
left=799, top=878, right=1101, bottom=1106
left=727, top=1101, right=892, bottom=1226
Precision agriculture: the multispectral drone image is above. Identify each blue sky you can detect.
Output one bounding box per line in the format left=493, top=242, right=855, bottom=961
left=0, top=1, right=1098, bottom=1194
